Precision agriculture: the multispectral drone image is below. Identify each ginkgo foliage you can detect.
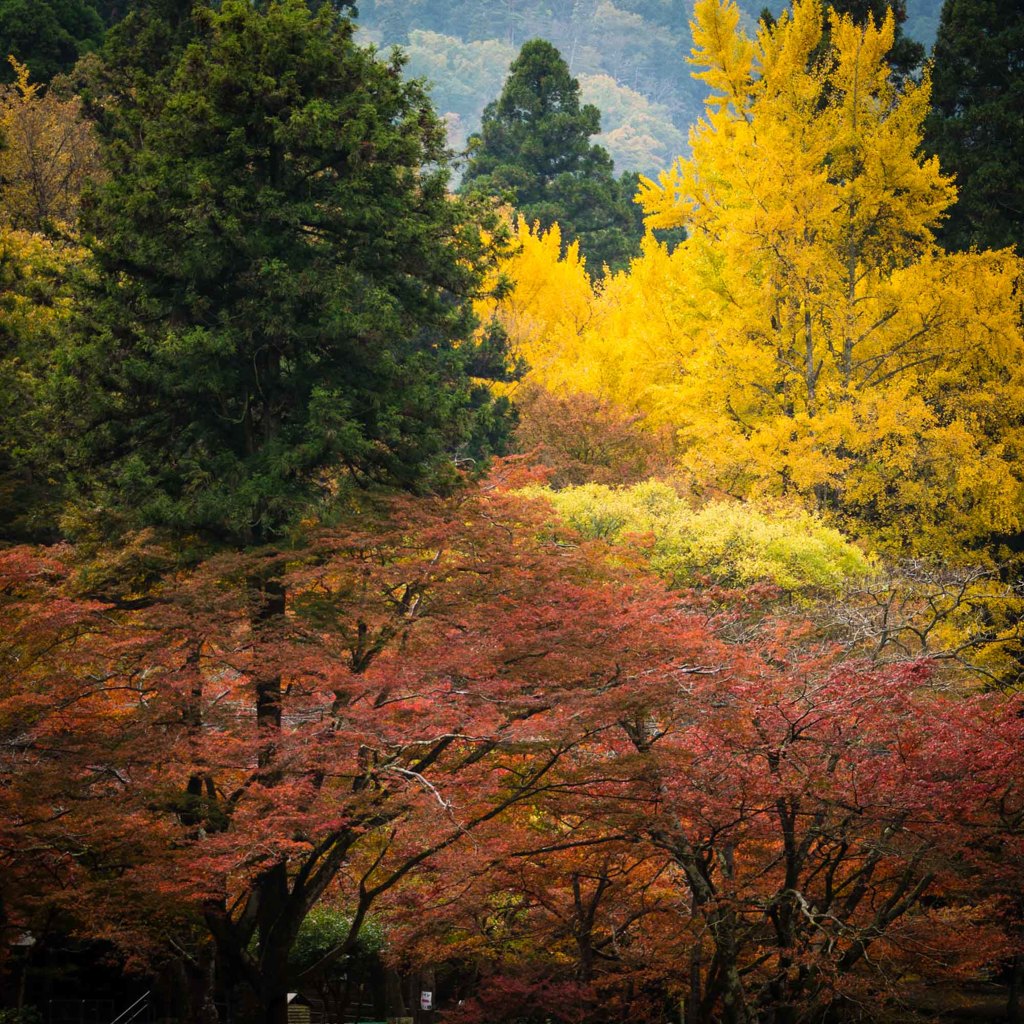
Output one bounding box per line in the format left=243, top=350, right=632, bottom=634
left=492, top=0, right=1024, bottom=559
left=0, top=57, right=102, bottom=231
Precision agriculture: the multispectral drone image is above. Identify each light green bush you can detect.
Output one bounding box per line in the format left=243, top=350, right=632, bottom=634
left=525, top=480, right=873, bottom=594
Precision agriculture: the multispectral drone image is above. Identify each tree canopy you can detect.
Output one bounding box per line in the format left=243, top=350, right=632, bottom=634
left=461, top=38, right=642, bottom=274
left=820, top=0, right=925, bottom=77
left=925, top=0, right=1024, bottom=251
left=0, top=0, right=105, bottom=82
left=3, top=1, right=1024, bottom=1023
left=62, top=0, right=516, bottom=546
left=487, top=0, right=1024, bottom=559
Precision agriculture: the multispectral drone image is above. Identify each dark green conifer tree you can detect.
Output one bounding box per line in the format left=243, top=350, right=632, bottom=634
left=0, top=0, right=105, bottom=81
left=925, top=0, right=1024, bottom=251
left=460, top=38, right=642, bottom=275
left=62, top=0, right=516, bottom=546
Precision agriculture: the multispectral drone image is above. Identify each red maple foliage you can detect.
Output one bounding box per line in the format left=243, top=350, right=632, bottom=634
left=0, top=489, right=717, bottom=1023
left=3, top=488, right=1023, bottom=1024
left=376, top=594, right=1024, bottom=1024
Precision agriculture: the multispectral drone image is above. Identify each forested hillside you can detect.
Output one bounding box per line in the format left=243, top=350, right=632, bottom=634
left=360, top=0, right=943, bottom=173
left=905, top=0, right=941, bottom=44
left=3, top=1, right=1024, bottom=1024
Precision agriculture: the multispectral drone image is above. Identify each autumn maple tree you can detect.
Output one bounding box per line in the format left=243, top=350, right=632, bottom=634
left=339, top=562, right=1024, bottom=1024
left=613, top=656, right=1022, bottom=1023
left=0, top=487, right=737, bottom=1024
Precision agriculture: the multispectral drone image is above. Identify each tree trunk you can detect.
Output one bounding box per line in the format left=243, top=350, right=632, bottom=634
left=1008, top=953, right=1023, bottom=1024
left=414, top=967, right=435, bottom=1024
left=369, top=958, right=387, bottom=1021
left=685, top=895, right=702, bottom=1024
left=248, top=577, right=285, bottom=771
left=385, top=967, right=407, bottom=1020
left=256, top=859, right=293, bottom=1024
left=249, top=576, right=290, bottom=1024
left=191, top=943, right=220, bottom=1024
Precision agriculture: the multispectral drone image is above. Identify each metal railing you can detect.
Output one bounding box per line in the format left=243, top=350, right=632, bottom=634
left=107, top=993, right=150, bottom=1024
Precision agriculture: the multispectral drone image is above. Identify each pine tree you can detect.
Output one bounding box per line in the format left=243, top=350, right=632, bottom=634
left=461, top=39, right=642, bottom=274
left=0, top=0, right=105, bottom=82
left=62, top=0, right=515, bottom=546
left=925, top=0, right=1024, bottom=251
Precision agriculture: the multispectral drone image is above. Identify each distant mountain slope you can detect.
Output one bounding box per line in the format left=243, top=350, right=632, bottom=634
left=398, top=30, right=687, bottom=176
left=906, top=0, right=942, bottom=49
left=362, top=0, right=943, bottom=175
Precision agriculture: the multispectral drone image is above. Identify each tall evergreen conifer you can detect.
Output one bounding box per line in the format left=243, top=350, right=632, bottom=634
left=63, top=0, right=515, bottom=546
left=925, top=0, right=1024, bottom=251
left=461, top=39, right=642, bottom=274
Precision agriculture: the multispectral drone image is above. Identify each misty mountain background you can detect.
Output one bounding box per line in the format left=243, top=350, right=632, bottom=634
left=356, top=0, right=943, bottom=177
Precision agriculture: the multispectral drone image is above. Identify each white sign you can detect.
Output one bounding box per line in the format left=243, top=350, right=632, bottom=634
left=420, top=993, right=433, bottom=1011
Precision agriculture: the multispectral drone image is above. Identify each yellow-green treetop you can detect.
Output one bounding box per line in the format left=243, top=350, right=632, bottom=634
left=0, top=57, right=103, bottom=231
left=525, top=479, right=873, bottom=595
left=0, top=226, right=86, bottom=537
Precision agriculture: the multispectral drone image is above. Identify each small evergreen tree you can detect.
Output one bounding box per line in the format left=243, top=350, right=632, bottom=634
left=925, top=0, right=1024, bottom=251
left=461, top=39, right=642, bottom=274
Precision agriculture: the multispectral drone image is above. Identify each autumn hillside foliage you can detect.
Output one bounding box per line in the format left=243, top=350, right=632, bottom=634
left=3, top=1, right=1024, bottom=1024
left=491, top=0, right=1024, bottom=562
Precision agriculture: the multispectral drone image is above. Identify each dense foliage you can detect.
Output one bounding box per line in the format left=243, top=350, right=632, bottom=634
left=0, top=0, right=104, bottom=82
left=925, top=0, right=1024, bottom=251
left=461, top=39, right=642, bottom=273
left=527, top=479, right=873, bottom=593
left=818, top=0, right=925, bottom=76
left=489, top=0, right=1024, bottom=559
left=2, top=2, right=1023, bottom=1024
left=65, top=0, right=516, bottom=544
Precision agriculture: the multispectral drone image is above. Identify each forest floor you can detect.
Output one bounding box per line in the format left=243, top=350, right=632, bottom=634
left=895, top=981, right=1011, bottom=1020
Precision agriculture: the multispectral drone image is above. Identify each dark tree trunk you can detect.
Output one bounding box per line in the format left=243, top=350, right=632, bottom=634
left=248, top=575, right=290, bottom=1024
left=686, top=922, right=702, bottom=1024
left=385, top=967, right=407, bottom=1020
left=255, top=858, right=292, bottom=1024
left=260, top=990, right=287, bottom=1024
left=370, top=958, right=387, bottom=1021
left=248, top=577, right=285, bottom=771
left=190, top=944, right=220, bottom=1024
left=1009, top=953, right=1023, bottom=1024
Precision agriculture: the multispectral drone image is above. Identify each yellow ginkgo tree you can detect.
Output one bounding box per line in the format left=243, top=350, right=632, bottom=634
left=0, top=57, right=103, bottom=232
left=636, top=0, right=1024, bottom=556
left=494, top=0, right=1024, bottom=560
